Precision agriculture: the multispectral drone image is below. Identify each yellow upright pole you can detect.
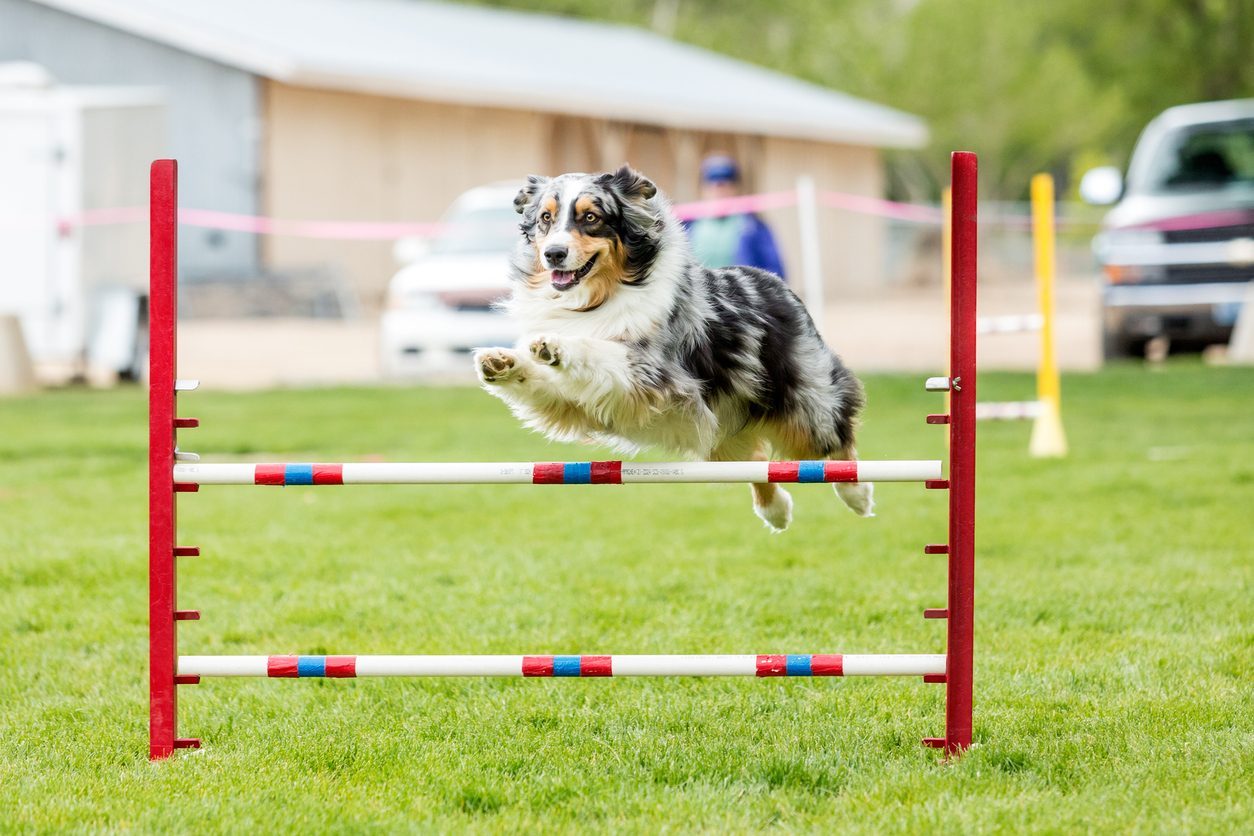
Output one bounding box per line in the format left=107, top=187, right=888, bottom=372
left=1028, top=173, right=1068, bottom=458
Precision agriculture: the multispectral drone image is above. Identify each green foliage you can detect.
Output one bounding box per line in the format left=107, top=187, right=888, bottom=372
left=464, top=0, right=1254, bottom=197
left=1, top=364, right=1252, bottom=830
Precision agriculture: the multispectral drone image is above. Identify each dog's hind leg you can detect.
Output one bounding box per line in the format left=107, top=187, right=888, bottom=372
left=831, top=445, right=875, bottom=517
left=769, top=422, right=875, bottom=520
left=713, top=434, right=793, bottom=532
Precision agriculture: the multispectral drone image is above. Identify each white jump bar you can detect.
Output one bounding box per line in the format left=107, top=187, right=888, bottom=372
left=173, top=459, right=943, bottom=485
left=179, top=654, right=948, bottom=678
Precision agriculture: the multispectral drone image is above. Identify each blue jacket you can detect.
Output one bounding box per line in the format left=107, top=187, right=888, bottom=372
left=685, top=213, right=786, bottom=280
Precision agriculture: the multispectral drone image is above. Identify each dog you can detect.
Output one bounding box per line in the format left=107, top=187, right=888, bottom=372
left=473, top=165, right=871, bottom=531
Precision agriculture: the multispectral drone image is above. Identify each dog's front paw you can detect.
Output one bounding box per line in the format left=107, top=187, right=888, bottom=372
left=475, top=348, right=522, bottom=384
left=529, top=335, right=562, bottom=367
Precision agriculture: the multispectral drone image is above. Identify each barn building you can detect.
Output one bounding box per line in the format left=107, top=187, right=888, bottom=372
left=3, top=0, right=927, bottom=306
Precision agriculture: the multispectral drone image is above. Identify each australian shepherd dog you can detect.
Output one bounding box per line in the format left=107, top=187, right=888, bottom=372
left=474, top=165, right=872, bottom=531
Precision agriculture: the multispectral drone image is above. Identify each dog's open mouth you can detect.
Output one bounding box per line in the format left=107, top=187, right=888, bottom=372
left=550, top=254, right=598, bottom=291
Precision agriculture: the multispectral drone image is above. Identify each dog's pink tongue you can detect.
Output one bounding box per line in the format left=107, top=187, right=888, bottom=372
left=551, top=270, right=576, bottom=289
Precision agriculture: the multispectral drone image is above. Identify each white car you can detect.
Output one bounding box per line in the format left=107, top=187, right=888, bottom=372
left=381, top=183, right=521, bottom=378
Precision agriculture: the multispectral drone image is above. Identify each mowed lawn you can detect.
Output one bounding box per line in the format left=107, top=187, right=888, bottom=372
left=1, top=363, right=1250, bottom=832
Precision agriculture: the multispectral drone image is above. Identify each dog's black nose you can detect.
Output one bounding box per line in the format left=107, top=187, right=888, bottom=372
left=544, top=246, right=568, bottom=265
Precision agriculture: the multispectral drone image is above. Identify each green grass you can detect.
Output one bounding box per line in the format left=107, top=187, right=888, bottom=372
left=1, top=363, right=1251, bottom=832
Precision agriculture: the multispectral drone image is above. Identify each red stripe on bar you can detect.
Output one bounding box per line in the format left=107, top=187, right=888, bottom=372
left=256, top=464, right=285, bottom=485
left=267, top=655, right=299, bottom=677
left=522, top=656, right=554, bottom=676
left=312, top=464, right=343, bottom=485
left=325, top=656, right=356, bottom=677
left=755, top=654, right=787, bottom=676
left=823, top=461, right=858, bottom=482
left=590, top=460, right=622, bottom=484
left=581, top=655, right=612, bottom=676
left=767, top=462, right=799, bottom=482
left=532, top=463, right=564, bottom=484
left=810, top=654, right=844, bottom=676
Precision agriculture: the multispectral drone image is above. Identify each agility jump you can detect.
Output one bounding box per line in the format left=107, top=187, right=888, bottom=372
left=148, top=153, right=979, bottom=760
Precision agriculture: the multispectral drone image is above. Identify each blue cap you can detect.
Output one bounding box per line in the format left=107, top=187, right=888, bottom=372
left=701, top=155, right=740, bottom=184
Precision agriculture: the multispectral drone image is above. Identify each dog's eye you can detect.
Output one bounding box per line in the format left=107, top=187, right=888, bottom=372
left=540, top=211, right=552, bottom=223
left=584, top=212, right=599, bottom=223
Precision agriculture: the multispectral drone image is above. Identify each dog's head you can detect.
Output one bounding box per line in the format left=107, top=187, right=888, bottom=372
left=511, top=165, right=665, bottom=310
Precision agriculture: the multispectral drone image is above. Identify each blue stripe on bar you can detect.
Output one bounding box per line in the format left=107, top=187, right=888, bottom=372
left=297, top=656, right=326, bottom=677
left=553, top=656, right=581, bottom=676
left=563, top=462, right=592, bottom=484
left=797, top=462, right=825, bottom=483
left=786, top=654, right=812, bottom=676
left=285, top=464, right=314, bottom=485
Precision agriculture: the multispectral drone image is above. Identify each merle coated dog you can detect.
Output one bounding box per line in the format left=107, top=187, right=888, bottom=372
left=474, top=165, right=871, bottom=530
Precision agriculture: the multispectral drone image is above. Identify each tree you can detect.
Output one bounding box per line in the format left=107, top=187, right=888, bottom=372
left=466, top=0, right=1253, bottom=197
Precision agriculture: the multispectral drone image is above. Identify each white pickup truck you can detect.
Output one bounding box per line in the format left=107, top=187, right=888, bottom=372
left=1082, top=99, right=1254, bottom=358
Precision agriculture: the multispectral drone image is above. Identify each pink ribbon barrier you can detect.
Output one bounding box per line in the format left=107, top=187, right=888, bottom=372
left=672, top=189, right=946, bottom=225
left=178, top=209, right=447, bottom=239
left=818, top=191, right=945, bottom=225
left=670, top=190, right=800, bottom=220
left=52, top=206, right=447, bottom=239
left=41, top=189, right=1085, bottom=238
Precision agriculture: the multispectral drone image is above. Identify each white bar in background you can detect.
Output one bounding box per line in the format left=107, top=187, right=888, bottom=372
left=976, top=401, right=1043, bottom=421
left=977, top=313, right=1044, bottom=335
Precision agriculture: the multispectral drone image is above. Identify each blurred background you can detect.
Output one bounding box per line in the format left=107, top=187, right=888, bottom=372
left=0, top=0, right=1251, bottom=391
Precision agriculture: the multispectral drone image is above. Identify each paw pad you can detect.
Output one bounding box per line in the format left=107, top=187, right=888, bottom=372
left=530, top=337, right=560, bottom=366
left=476, top=349, right=518, bottom=383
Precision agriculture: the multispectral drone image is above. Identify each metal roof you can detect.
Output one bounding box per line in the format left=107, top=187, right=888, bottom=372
left=32, top=0, right=928, bottom=148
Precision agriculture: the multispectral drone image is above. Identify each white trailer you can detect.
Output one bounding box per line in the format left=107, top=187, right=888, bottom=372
left=0, top=69, right=164, bottom=382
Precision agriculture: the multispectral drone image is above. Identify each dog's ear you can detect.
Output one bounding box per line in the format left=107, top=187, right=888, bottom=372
left=599, top=164, right=657, bottom=202
left=514, top=175, right=549, bottom=214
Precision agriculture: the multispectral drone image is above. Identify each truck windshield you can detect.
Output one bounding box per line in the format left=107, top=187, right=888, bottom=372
left=1143, top=119, right=1254, bottom=194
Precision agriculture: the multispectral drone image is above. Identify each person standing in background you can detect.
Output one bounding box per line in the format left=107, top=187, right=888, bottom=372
left=685, top=154, right=786, bottom=280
